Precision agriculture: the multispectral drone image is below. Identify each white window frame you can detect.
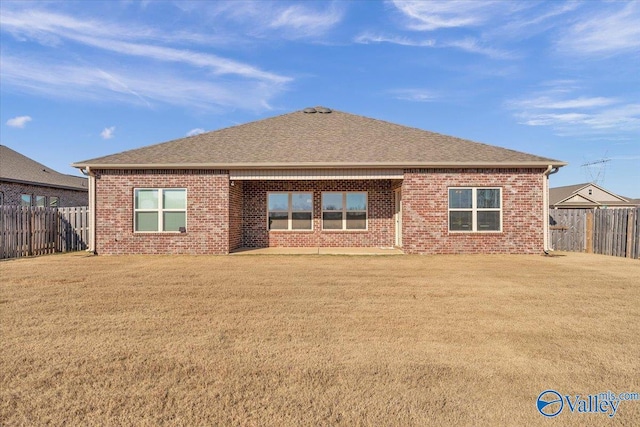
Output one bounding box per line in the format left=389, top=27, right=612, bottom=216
left=134, top=188, right=187, bottom=233
left=448, top=187, right=502, bottom=233
left=321, top=192, right=368, bottom=231
left=267, top=192, right=313, bottom=231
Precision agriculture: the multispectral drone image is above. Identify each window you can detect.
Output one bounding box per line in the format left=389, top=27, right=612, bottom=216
left=268, top=192, right=313, bottom=230
left=20, top=194, right=32, bottom=207
left=34, top=196, right=46, bottom=207
left=134, top=188, right=186, bottom=232
left=322, top=192, right=367, bottom=230
left=0, top=192, right=4, bottom=205
left=449, top=188, right=501, bottom=232
left=49, top=197, right=59, bottom=207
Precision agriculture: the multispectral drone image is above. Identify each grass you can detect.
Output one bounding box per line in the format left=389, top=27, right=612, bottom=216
left=1, top=252, right=639, bottom=426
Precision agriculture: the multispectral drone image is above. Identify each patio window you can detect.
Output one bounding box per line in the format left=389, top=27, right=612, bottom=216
left=134, top=188, right=186, bottom=232
left=322, top=192, right=367, bottom=230
left=34, top=196, right=46, bottom=207
left=20, top=194, right=31, bottom=206
left=268, top=192, right=313, bottom=230
left=449, top=188, right=501, bottom=232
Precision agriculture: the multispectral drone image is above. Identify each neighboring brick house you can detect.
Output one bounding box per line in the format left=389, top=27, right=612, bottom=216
left=72, top=107, right=566, bottom=255
left=549, top=183, right=638, bottom=209
left=0, top=145, right=88, bottom=207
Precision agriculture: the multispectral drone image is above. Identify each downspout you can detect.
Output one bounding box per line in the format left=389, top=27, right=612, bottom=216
left=543, top=165, right=560, bottom=254
left=80, top=167, right=97, bottom=254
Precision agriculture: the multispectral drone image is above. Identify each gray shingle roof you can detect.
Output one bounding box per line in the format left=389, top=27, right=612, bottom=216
left=73, top=107, right=565, bottom=168
left=1, top=145, right=88, bottom=191
left=549, top=183, right=637, bottom=207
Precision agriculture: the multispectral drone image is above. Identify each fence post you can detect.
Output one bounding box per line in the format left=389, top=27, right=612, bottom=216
left=585, top=210, right=593, bottom=253
left=627, top=209, right=634, bottom=259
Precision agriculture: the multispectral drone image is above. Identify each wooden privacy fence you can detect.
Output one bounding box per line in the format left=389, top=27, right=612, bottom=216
left=549, top=208, right=639, bottom=259
left=0, top=206, right=89, bottom=259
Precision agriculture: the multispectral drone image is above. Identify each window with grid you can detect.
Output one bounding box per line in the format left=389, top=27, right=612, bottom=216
left=449, top=188, right=501, bottom=232
left=134, top=189, right=186, bottom=232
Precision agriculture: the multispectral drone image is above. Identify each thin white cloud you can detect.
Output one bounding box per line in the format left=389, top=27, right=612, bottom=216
left=0, top=8, right=289, bottom=84
left=0, top=7, right=231, bottom=47
left=355, top=33, right=435, bottom=47
left=100, top=126, right=115, bottom=140
left=269, top=4, right=344, bottom=38
left=186, top=128, right=206, bottom=137
left=510, top=96, right=618, bottom=110
left=556, top=2, right=640, bottom=57
left=6, top=115, right=32, bottom=128
left=97, top=69, right=152, bottom=108
left=391, top=0, right=496, bottom=30
left=0, top=54, right=281, bottom=111
left=389, top=89, right=438, bottom=102
left=0, top=6, right=291, bottom=111
left=177, top=1, right=344, bottom=40
left=355, top=32, right=512, bottom=59
left=486, top=2, right=579, bottom=41
left=444, top=38, right=516, bottom=59
left=508, top=85, right=640, bottom=136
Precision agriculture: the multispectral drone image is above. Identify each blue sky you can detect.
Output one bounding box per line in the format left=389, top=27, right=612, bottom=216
left=1, top=0, right=639, bottom=197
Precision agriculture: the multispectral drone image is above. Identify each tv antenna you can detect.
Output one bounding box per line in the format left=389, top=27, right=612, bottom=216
left=580, top=157, right=611, bottom=185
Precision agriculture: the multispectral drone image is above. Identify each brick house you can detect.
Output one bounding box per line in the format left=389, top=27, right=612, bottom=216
left=1, top=145, right=88, bottom=207
left=72, top=107, right=565, bottom=255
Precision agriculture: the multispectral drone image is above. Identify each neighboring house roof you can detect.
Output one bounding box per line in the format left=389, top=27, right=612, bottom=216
left=549, top=182, right=637, bottom=208
left=0, top=145, right=88, bottom=191
left=73, top=107, right=565, bottom=169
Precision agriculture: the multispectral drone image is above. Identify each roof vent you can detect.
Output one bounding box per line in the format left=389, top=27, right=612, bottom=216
left=303, top=107, right=317, bottom=113
left=316, top=107, right=332, bottom=114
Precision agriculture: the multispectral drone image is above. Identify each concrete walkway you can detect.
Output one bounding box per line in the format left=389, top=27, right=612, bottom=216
left=231, top=247, right=404, bottom=255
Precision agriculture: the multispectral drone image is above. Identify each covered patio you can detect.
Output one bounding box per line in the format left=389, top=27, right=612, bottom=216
left=230, top=246, right=404, bottom=255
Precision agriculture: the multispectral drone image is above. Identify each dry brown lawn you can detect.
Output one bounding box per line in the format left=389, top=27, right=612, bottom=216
left=1, top=252, right=639, bottom=426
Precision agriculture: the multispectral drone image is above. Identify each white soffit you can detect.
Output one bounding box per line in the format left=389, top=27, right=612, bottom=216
left=230, top=169, right=404, bottom=180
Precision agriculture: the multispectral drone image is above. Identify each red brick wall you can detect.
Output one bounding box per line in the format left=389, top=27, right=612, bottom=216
left=94, top=169, right=230, bottom=255
left=402, top=168, right=546, bottom=254
left=242, top=180, right=395, bottom=248
left=229, top=181, right=244, bottom=251
left=92, top=169, right=545, bottom=255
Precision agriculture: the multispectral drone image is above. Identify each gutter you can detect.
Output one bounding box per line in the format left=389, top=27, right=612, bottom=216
left=71, top=161, right=568, bottom=170
left=543, top=165, right=561, bottom=254
left=80, top=167, right=97, bottom=254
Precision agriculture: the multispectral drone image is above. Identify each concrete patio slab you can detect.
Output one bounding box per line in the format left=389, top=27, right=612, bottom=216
left=231, top=247, right=404, bottom=255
